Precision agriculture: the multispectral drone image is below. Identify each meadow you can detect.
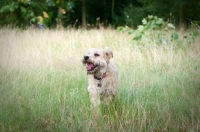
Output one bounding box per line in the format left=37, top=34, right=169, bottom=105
left=0, top=28, right=199, bottom=132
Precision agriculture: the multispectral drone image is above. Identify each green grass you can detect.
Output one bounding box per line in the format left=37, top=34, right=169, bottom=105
left=0, top=28, right=200, bottom=131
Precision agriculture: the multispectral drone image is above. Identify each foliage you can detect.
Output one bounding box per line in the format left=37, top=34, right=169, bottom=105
left=116, top=15, right=200, bottom=50
left=0, top=0, right=74, bottom=28
left=122, top=3, right=149, bottom=27
left=0, top=1, right=45, bottom=28
left=0, top=0, right=200, bottom=28
left=184, top=23, right=200, bottom=44
left=123, top=0, right=200, bottom=27
left=116, top=26, right=134, bottom=34
left=132, top=15, right=176, bottom=40
left=116, top=15, right=177, bottom=44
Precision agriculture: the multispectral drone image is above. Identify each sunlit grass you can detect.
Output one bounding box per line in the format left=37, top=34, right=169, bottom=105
left=0, top=28, right=200, bottom=131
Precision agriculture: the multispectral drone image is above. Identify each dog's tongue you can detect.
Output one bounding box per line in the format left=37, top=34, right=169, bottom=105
left=86, top=64, right=95, bottom=71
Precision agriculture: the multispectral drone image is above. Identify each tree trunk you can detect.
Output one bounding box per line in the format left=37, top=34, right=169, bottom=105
left=104, top=0, right=107, bottom=27
left=111, top=0, right=115, bottom=20
left=179, top=4, right=185, bottom=32
left=82, top=0, right=86, bottom=29
left=56, top=0, right=64, bottom=29
left=104, top=0, right=107, bottom=14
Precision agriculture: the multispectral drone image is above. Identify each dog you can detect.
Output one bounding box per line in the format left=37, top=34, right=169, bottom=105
left=82, top=47, right=118, bottom=106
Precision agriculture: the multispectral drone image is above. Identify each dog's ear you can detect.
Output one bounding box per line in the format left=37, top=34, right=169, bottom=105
left=104, top=47, right=113, bottom=62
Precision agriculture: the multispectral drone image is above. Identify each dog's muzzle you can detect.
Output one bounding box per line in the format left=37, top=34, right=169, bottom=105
left=83, top=56, right=99, bottom=73
left=84, top=56, right=89, bottom=61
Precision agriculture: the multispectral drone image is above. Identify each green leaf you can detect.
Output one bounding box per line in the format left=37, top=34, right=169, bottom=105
left=167, top=23, right=175, bottom=29
left=171, top=32, right=179, bottom=40
left=128, top=29, right=134, bottom=34
left=156, top=18, right=163, bottom=25
left=10, top=8, right=14, bottom=12
left=164, top=27, right=168, bottom=31
left=154, top=16, right=158, bottom=20
left=21, top=6, right=26, bottom=13
left=138, top=25, right=144, bottom=31
left=148, top=15, right=153, bottom=20
left=30, top=18, right=36, bottom=22
left=142, top=18, right=147, bottom=25
left=133, top=32, right=143, bottom=40
left=29, top=11, right=34, bottom=17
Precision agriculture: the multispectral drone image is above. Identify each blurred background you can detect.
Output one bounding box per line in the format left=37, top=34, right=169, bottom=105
left=0, top=0, right=200, bottom=29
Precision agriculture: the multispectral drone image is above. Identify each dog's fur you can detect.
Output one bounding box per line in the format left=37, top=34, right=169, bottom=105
left=82, top=47, right=118, bottom=106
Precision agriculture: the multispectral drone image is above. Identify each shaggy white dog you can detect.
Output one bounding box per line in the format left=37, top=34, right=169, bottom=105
left=82, top=47, right=118, bottom=106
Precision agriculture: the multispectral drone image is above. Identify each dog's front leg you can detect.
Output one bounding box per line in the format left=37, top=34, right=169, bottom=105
left=89, top=93, right=100, bottom=107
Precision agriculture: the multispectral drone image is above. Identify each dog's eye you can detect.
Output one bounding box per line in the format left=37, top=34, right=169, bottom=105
left=94, top=53, right=100, bottom=57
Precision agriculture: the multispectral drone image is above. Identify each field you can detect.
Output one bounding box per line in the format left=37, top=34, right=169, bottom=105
left=0, top=28, right=200, bottom=132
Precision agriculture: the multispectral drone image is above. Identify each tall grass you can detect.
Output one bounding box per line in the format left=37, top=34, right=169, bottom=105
left=0, top=28, right=200, bottom=131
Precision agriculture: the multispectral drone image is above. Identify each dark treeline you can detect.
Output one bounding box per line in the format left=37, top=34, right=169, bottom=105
left=0, top=0, right=200, bottom=29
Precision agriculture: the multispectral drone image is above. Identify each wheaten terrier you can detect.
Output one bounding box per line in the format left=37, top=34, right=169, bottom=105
left=82, top=47, right=118, bottom=106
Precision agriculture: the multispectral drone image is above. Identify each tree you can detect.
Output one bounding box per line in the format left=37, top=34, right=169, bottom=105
left=111, top=0, right=114, bottom=19
left=82, top=0, right=86, bottom=28
left=0, top=0, right=47, bottom=28
left=0, top=0, right=199, bottom=28
left=122, top=0, right=200, bottom=28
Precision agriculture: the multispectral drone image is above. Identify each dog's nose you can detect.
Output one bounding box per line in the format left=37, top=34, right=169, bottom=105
left=84, top=56, right=89, bottom=60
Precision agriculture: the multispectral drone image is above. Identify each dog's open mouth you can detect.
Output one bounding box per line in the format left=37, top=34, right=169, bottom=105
left=86, top=63, right=98, bottom=71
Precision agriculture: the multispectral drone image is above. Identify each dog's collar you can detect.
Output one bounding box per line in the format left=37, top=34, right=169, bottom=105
left=94, top=73, right=106, bottom=80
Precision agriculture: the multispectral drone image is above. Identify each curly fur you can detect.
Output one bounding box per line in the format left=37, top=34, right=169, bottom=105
left=82, top=47, right=118, bottom=106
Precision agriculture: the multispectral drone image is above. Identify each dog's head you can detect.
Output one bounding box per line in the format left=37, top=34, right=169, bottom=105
left=82, top=47, right=113, bottom=75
